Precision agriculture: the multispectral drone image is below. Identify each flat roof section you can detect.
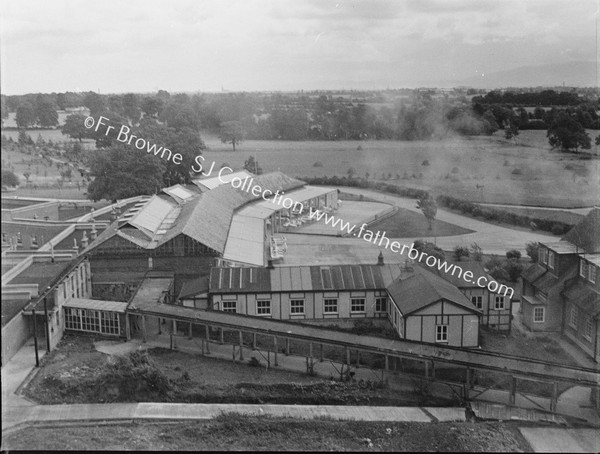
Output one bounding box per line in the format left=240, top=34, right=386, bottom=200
left=64, top=298, right=128, bottom=313
left=127, top=272, right=174, bottom=311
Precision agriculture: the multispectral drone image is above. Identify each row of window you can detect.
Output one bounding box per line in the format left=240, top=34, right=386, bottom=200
left=222, top=297, right=388, bottom=315
left=470, top=295, right=505, bottom=310
left=64, top=307, right=120, bottom=335
left=569, top=306, right=594, bottom=341
left=579, top=259, right=597, bottom=284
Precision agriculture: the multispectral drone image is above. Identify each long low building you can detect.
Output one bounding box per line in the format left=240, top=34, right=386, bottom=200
left=208, top=260, right=482, bottom=347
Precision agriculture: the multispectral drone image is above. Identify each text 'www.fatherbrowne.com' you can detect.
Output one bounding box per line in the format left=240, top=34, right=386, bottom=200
left=307, top=207, right=514, bottom=299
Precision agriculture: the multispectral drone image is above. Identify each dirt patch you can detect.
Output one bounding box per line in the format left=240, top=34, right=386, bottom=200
left=1, top=416, right=534, bottom=451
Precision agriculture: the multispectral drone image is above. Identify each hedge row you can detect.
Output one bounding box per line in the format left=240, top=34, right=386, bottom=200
left=299, top=176, right=429, bottom=200
left=436, top=195, right=572, bottom=235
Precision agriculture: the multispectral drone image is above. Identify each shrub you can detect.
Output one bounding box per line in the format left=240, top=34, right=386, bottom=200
left=313, top=161, right=323, bottom=167
left=422, top=159, right=430, bottom=166
left=551, top=223, right=567, bottom=235
left=525, top=242, right=539, bottom=262
left=504, top=259, right=524, bottom=282
left=511, top=168, right=522, bottom=175
left=454, top=246, right=470, bottom=261
left=506, top=249, right=521, bottom=260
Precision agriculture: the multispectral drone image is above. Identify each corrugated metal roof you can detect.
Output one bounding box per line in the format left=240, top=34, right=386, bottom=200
left=64, top=298, right=128, bottom=313
left=209, top=264, right=405, bottom=294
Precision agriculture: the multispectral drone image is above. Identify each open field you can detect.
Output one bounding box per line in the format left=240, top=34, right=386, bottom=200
left=476, top=206, right=584, bottom=226
left=1, top=417, right=532, bottom=452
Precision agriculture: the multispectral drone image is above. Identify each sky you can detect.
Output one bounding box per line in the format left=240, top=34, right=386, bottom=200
left=1, top=0, right=598, bottom=94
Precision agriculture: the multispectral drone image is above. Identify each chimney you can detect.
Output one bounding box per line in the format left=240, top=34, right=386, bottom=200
left=377, top=250, right=384, bottom=266
left=90, top=225, right=97, bottom=240
left=81, top=231, right=89, bottom=249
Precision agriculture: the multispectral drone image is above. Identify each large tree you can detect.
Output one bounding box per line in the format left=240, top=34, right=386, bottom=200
left=219, top=120, right=245, bottom=151
left=87, top=144, right=165, bottom=202
left=35, top=95, right=58, bottom=127
left=547, top=111, right=591, bottom=152
left=62, top=114, right=90, bottom=141
left=416, top=193, right=437, bottom=231
left=16, top=102, right=36, bottom=129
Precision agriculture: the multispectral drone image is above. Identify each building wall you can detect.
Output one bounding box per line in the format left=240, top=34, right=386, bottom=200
left=563, top=298, right=599, bottom=362
left=1, top=311, right=30, bottom=366
left=460, top=287, right=511, bottom=331
left=211, top=290, right=387, bottom=321
left=403, top=300, right=479, bottom=347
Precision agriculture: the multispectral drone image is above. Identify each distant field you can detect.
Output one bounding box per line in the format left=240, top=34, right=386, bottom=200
left=200, top=130, right=600, bottom=208
left=3, top=128, right=599, bottom=207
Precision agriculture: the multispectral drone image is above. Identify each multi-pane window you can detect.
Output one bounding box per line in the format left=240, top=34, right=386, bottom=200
left=257, top=300, right=271, bottom=315
left=580, top=259, right=588, bottom=278
left=584, top=317, right=593, bottom=340
left=494, top=296, right=505, bottom=310
left=324, top=299, right=338, bottom=313
left=569, top=306, right=578, bottom=328
left=540, top=247, right=548, bottom=264
left=547, top=251, right=555, bottom=269
left=471, top=296, right=483, bottom=309
left=351, top=298, right=365, bottom=313
left=436, top=325, right=448, bottom=343
left=64, top=308, right=120, bottom=335
left=375, top=297, right=387, bottom=312
left=533, top=306, right=545, bottom=323
left=290, top=299, right=304, bottom=314
left=222, top=301, right=237, bottom=313
left=588, top=264, right=596, bottom=283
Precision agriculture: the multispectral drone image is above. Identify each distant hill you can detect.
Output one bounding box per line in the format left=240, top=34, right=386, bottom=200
left=458, top=61, right=598, bottom=89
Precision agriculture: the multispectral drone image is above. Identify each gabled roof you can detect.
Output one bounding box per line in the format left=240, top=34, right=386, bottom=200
left=432, top=261, right=489, bottom=289
left=386, top=270, right=480, bottom=316
left=563, top=208, right=600, bottom=253
left=522, top=263, right=547, bottom=282
left=562, top=282, right=600, bottom=317
left=178, top=276, right=210, bottom=299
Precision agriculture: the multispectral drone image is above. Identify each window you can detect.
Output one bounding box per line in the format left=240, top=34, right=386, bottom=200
left=533, top=307, right=545, bottom=323
left=471, top=296, right=483, bottom=309
left=494, top=296, right=505, bottom=310
left=375, top=297, right=387, bottom=312
left=436, top=325, right=448, bottom=343
left=222, top=301, right=237, bottom=313
left=580, top=259, right=588, bottom=278
left=569, top=306, right=578, bottom=329
left=588, top=264, right=596, bottom=284
left=324, top=298, right=338, bottom=313
left=64, top=308, right=120, bottom=335
left=256, top=300, right=271, bottom=316
left=351, top=298, right=365, bottom=313
left=584, top=317, right=593, bottom=341
left=540, top=248, right=548, bottom=264
left=290, top=299, right=304, bottom=314
left=547, top=251, right=555, bottom=269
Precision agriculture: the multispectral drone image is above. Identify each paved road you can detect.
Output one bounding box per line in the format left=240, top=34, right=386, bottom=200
left=281, top=187, right=560, bottom=265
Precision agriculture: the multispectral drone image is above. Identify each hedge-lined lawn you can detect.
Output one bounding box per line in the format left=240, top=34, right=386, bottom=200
left=368, top=208, right=474, bottom=238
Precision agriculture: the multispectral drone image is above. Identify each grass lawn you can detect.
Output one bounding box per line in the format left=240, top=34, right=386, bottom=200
left=368, top=208, right=474, bottom=238
left=1, top=416, right=533, bottom=452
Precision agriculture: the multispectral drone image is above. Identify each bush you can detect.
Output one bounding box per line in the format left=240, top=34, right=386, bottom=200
left=511, top=168, right=522, bottom=175
left=504, top=259, right=524, bottom=282
left=454, top=246, right=470, bottom=261
left=506, top=249, right=521, bottom=260
left=525, top=242, right=539, bottom=262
